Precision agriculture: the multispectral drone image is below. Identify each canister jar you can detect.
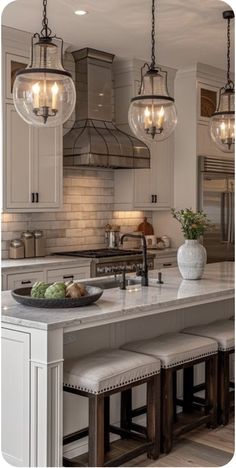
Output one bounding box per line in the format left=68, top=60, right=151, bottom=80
left=34, top=230, right=46, bottom=257
left=21, top=231, right=35, bottom=258
left=9, top=239, right=24, bottom=259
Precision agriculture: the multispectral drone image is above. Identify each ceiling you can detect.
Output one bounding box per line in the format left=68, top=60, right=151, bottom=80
left=2, top=0, right=235, bottom=70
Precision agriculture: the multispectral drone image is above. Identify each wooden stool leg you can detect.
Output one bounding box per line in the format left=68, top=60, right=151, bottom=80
left=120, top=388, right=132, bottom=435
left=104, top=396, right=110, bottom=453
left=206, top=353, right=218, bottom=428
left=183, top=366, right=194, bottom=413
left=218, top=351, right=230, bottom=425
left=173, top=370, right=177, bottom=422
left=161, top=368, right=173, bottom=454
left=147, top=374, right=160, bottom=460
left=88, top=394, right=105, bottom=467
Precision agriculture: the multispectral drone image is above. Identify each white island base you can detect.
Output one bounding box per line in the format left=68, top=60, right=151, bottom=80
left=1, top=262, right=234, bottom=467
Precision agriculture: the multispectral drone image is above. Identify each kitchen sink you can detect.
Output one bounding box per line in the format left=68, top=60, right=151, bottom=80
left=84, top=276, right=142, bottom=290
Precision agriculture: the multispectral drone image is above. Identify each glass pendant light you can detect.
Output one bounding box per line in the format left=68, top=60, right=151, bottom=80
left=13, top=0, right=76, bottom=127
left=209, top=10, right=235, bottom=153
left=128, top=0, right=177, bottom=143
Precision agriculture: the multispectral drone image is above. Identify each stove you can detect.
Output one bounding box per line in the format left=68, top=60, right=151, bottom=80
left=54, top=249, right=142, bottom=258
left=54, top=249, right=155, bottom=277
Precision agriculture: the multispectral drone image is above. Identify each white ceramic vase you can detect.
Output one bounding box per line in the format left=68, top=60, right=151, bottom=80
left=177, top=239, right=207, bottom=280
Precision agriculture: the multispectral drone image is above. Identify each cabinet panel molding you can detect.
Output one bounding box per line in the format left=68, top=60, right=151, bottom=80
left=1, top=328, right=30, bottom=466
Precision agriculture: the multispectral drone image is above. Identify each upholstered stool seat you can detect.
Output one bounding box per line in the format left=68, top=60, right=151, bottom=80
left=182, top=320, right=235, bottom=425
left=122, top=332, right=218, bottom=368
left=183, top=320, right=234, bottom=352
left=121, top=332, right=218, bottom=454
left=63, top=349, right=161, bottom=467
left=64, top=348, right=161, bottom=394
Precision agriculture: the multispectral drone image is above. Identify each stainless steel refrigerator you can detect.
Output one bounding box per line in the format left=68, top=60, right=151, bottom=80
left=198, top=156, right=234, bottom=263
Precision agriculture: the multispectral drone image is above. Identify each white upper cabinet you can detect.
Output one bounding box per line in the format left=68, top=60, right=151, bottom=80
left=113, top=59, right=175, bottom=211
left=2, top=27, right=63, bottom=212
left=3, top=103, right=62, bottom=212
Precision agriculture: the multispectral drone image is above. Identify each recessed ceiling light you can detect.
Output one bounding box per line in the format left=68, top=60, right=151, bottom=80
left=74, top=10, right=88, bottom=16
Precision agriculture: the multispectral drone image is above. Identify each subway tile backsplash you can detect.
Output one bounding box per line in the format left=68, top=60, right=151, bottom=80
left=1, top=168, right=151, bottom=259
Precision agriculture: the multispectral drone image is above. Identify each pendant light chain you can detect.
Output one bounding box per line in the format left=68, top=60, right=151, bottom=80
left=151, top=0, right=156, bottom=69
left=41, top=0, right=52, bottom=38
left=227, top=17, right=231, bottom=84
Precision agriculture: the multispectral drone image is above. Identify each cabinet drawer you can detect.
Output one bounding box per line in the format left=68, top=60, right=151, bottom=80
left=154, top=257, right=177, bottom=269
left=47, top=266, right=90, bottom=283
left=7, top=271, right=44, bottom=290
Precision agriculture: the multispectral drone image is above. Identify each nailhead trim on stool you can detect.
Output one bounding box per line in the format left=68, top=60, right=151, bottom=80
left=63, top=348, right=161, bottom=394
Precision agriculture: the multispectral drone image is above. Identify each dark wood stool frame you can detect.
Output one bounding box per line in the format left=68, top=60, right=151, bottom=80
left=63, top=373, right=161, bottom=467
left=189, top=348, right=234, bottom=425
left=121, top=353, right=218, bottom=454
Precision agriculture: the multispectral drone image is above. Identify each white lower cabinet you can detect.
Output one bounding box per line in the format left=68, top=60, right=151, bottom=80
left=154, top=256, right=177, bottom=270
left=3, top=264, right=91, bottom=291
left=47, top=266, right=91, bottom=283
left=4, top=104, right=62, bottom=212
left=1, top=328, right=30, bottom=466
left=7, top=270, right=45, bottom=290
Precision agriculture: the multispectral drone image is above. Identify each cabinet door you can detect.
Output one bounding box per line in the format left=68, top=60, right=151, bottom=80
left=47, top=266, right=91, bottom=283
left=154, top=256, right=177, bottom=269
left=1, top=328, right=30, bottom=466
left=4, top=104, right=34, bottom=209
left=133, top=139, right=173, bottom=210
left=152, top=139, right=173, bottom=209
left=33, top=125, right=62, bottom=209
left=133, top=168, right=152, bottom=208
left=7, top=270, right=44, bottom=290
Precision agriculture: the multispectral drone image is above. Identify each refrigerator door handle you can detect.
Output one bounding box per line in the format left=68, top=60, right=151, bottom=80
left=221, top=192, right=226, bottom=241
left=227, top=192, right=231, bottom=244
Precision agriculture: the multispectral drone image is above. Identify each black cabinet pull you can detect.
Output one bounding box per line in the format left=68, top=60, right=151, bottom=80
left=35, top=192, right=39, bottom=203
left=21, top=280, right=31, bottom=285
left=31, top=193, right=35, bottom=203
left=163, top=263, right=172, bottom=267
left=154, top=195, right=157, bottom=203
left=63, top=275, right=74, bottom=280
left=151, top=194, right=154, bottom=203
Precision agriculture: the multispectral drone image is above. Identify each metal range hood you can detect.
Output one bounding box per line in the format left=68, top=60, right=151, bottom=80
left=63, top=48, right=150, bottom=169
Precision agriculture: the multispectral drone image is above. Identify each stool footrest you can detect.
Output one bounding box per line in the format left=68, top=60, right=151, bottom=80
left=173, top=413, right=211, bottom=438
left=104, top=442, right=154, bottom=467
left=109, top=424, right=146, bottom=442
left=131, top=405, right=147, bottom=418
left=63, top=428, right=89, bottom=446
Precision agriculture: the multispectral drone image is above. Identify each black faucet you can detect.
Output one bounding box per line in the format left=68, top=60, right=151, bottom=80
left=120, top=233, right=149, bottom=286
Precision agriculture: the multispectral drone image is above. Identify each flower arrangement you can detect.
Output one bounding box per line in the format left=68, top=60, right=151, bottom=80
left=171, top=208, right=212, bottom=240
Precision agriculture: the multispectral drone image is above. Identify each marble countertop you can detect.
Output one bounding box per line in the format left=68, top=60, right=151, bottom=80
left=1, top=262, right=234, bottom=332
left=1, top=255, right=91, bottom=272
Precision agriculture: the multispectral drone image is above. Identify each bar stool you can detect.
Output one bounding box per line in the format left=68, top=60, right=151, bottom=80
left=122, top=332, right=218, bottom=454
left=182, top=319, right=235, bottom=425
left=63, top=348, right=161, bottom=467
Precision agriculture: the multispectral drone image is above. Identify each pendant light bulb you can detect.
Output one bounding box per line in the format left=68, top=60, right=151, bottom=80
left=128, top=0, right=177, bottom=143
left=13, top=0, right=76, bottom=127
left=209, top=10, right=235, bottom=153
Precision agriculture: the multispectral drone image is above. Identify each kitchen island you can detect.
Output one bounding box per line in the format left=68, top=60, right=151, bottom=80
left=1, top=262, right=234, bottom=467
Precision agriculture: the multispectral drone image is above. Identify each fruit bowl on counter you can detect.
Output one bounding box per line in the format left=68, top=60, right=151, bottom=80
left=11, top=280, right=103, bottom=308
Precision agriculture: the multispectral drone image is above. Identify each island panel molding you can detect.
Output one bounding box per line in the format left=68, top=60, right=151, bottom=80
left=30, top=328, right=63, bottom=467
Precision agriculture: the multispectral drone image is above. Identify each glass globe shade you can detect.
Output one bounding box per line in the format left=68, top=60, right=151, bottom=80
left=13, top=39, right=76, bottom=127
left=128, top=69, right=177, bottom=142
left=209, top=88, right=235, bottom=153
